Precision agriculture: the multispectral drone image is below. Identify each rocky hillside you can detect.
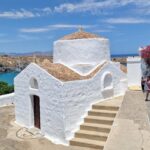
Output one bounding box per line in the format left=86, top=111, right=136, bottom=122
left=0, top=55, right=52, bottom=72
left=112, top=57, right=127, bottom=73
left=112, top=57, right=127, bottom=64
left=0, top=55, right=127, bottom=73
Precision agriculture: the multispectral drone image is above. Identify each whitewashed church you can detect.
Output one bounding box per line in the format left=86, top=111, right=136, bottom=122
left=14, top=29, right=127, bottom=145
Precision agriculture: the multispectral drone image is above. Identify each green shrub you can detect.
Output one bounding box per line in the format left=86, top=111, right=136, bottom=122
left=0, top=81, right=14, bottom=95
left=0, top=63, right=4, bottom=67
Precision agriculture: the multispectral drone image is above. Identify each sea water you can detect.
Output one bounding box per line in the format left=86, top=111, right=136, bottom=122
left=0, top=72, right=19, bottom=85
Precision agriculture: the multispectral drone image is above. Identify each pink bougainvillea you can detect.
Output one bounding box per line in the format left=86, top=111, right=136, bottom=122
left=140, top=45, right=150, bottom=58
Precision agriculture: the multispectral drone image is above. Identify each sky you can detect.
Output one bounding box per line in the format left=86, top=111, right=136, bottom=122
left=0, top=0, right=150, bottom=55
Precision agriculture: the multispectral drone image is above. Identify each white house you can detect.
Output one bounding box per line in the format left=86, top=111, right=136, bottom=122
left=14, top=29, right=127, bottom=145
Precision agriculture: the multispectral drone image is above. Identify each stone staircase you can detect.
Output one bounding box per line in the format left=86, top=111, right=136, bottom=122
left=70, top=103, right=119, bottom=149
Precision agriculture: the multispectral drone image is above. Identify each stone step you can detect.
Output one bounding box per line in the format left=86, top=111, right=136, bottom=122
left=70, top=138, right=105, bottom=150
left=92, top=105, right=119, bottom=111
left=85, top=116, right=114, bottom=125
left=75, top=130, right=108, bottom=141
left=80, top=123, right=111, bottom=133
left=88, top=109, right=117, bottom=117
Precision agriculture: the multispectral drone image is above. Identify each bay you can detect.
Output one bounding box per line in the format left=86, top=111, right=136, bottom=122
left=0, top=72, right=19, bottom=85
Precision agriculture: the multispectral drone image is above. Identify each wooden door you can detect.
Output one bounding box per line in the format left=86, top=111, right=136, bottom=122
left=33, top=95, right=41, bottom=129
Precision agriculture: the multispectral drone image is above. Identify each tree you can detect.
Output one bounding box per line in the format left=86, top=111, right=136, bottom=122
left=0, top=81, right=14, bottom=95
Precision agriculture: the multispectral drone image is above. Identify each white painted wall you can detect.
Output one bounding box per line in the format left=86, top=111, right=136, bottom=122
left=14, top=64, right=65, bottom=144
left=14, top=62, right=127, bottom=145
left=113, top=62, right=120, bottom=69
left=69, top=64, right=97, bottom=75
left=0, top=93, right=15, bottom=107
left=127, top=57, right=142, bottom=87
left=62, top=64, right=127, bottom=142
left=53, top=38, right=110, bottom=67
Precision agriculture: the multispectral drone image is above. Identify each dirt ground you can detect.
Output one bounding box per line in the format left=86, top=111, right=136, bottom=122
left=0, top=105, right=91, bottom=150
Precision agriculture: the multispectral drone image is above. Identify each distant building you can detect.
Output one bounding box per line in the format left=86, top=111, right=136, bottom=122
left=14, top=29, right=127, bottom=145
left=127, top=57, right=142, bottom=88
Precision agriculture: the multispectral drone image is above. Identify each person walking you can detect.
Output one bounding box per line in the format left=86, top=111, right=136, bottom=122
left=141, top=77, right=146, bottom=92
left=145, top=76, right=150, bottom=101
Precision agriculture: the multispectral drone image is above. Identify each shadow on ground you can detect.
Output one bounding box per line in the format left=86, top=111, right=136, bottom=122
left=0, top=106, right=91, bottom=150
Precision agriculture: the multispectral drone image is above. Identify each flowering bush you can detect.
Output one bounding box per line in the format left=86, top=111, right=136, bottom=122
left=140, top=46, right=150, bottom=58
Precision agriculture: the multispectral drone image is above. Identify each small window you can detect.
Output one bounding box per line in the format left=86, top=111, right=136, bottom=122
left=30, top=78, right=39, bottom=89
left=102, top=72, right=113, bottom=90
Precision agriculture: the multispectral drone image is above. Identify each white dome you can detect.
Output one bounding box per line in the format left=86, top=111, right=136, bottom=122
left=53, top=30, right=110, bottom=67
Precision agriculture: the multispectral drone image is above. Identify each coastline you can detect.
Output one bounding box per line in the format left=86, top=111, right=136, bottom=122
left=0, top=72, right=18, bottom=85
left=0, top=55, right=52, bottom=73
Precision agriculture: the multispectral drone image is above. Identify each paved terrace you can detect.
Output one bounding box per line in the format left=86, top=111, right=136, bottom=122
left=104, top=91, right=150, bottom=150
left=0, top=91, right=150, bottom=150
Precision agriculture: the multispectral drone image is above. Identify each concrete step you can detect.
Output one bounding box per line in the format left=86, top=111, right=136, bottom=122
left=88, top=109, right=117, bottom=117
left=70, top=138, right=105, bottom=150
left=85, top=116, right=114, bottom=125
left=80, top=123, right=111, bottom=133
left=92, top=105, right=119, bottom=111
left=75, top=130, right=108, bottom=141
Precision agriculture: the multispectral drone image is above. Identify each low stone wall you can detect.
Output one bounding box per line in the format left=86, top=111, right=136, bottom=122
left=0, top=93, right=15, bottom=107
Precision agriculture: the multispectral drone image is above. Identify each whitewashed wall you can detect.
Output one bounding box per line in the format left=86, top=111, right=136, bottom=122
left=127, top=57, right=141, bottom=87
left=61, top=63, right=127, bottom=142
left=14, top=63, right=127, bottom=145
left=14, top=64, right=65, bottom=144
left=113, top=62, right=120, bottom=69
left=53, top=38, right=110, bottom=67
left=70, top=64, right=97, bottom=75
left=0, top=93, right=15, bottom=107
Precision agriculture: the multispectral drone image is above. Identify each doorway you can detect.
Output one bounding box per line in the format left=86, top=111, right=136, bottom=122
left=33, top=95, right=41, bottom=129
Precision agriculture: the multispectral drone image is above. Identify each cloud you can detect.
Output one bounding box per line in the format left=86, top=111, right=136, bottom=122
left=1, top=1, right=150, bottom=19
left=0, top=9, right=35, bottom=19
left=20, top=24, right=94, bottom=33
left=54, top=0, right=150, bottom=15
left=34, top=7, right=52, bottom=15
left=20, top=27, right=49, bottom=33
left=54, top=0, right=128, bottom=13
left=0, top=7, right=52, bottom=19
left=54, top=0, right=115, bottom=13
left=42, top=7, right=52, bottom=14
left=104, top=17, right=150, bottom=24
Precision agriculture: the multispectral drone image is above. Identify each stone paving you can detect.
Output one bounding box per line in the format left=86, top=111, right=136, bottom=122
left=145, top=94, right=150, bottom=121
left=104, top=91, right=150, bottom=150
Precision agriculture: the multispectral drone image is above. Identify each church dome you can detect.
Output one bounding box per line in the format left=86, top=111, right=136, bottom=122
left=53, top=29, right=110, bottom=67
left=60, top=28, right=101, bottom=40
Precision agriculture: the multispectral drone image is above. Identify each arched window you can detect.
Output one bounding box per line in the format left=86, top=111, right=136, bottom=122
left=101, top=72, right=113, bottom=90
left=30, top=78, right=39, bottom=89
